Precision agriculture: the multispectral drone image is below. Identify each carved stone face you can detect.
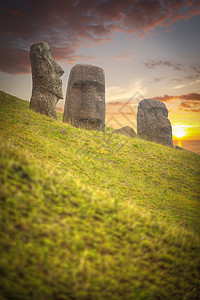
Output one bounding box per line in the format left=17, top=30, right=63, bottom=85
left=137, top=99, right=173, bottom=147
left=30, top=42, right=64, bottom=99
left=63, top=64, right=105, bottom=131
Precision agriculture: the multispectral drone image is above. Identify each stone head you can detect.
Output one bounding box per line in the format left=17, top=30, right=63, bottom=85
left=63, top=64, right=105, bottom=131
left=137, top=99, right=173, bottom=147
left=30, top=42, right=64, bottom=98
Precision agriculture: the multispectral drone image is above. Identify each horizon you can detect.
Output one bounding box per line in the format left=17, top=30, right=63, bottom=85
left=0, top=0, right=200, bottom=140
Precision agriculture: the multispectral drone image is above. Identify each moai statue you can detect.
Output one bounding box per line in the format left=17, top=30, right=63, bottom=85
left=137, top=99, right=173, bottom=147
left=63, top=64, right=105, bottom=131
left=30, top=42, right=64, bottom=119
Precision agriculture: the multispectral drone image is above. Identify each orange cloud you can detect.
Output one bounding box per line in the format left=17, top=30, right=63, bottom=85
left=154, top=93, right=200, bottom=102
left=154, top=93, right=200, bottom=113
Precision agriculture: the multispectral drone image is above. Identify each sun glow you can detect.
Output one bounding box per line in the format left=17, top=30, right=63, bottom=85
left=172, top=124, right=188, bottom=139
left=173, top=127, right=186, bottom=138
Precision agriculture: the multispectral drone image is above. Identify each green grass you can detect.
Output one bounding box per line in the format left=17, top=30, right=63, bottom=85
left=0, top=91, right=200, bottom=299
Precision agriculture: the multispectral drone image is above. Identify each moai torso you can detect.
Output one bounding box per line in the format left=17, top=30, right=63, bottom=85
left=137, top=99, right=173, bottom=147
left=63, top=64, right=105, bottom=131
left=30, top=42, right=64, bottom=119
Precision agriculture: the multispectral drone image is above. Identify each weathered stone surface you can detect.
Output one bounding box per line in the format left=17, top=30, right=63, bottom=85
left=137, top=99, right=173, bottom=147
left=63, top=64, right=105, bottom=131
left=113, top=126, right=136, bottom=138
left=30, top=42, right=64, bottom=119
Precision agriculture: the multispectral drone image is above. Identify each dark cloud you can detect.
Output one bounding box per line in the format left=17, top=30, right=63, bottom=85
left=188, top=0, right=200, bottom=15
left=178, top=93, right=200, bottom=101
left=144, top=59, right=183, bottom=70
left=190, top=65, right=200, bottom=74
left=1, top=0, right=200, bottom=74
left=168, top=65, right=200, bottom=82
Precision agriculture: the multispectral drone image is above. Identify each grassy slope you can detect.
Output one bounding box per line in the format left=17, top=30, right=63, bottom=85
left=0, top=91, right=200, bottom=299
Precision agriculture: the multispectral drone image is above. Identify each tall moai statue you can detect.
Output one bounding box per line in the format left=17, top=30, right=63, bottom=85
left=63, top=64, right=105, bottom=131
left=30, top=42, right=64, bottom=119
left=137, top=99, right=173, bottom=147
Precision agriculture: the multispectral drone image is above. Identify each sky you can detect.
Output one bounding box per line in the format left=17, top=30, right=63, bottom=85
left=0, top=0, right=200, bottom=140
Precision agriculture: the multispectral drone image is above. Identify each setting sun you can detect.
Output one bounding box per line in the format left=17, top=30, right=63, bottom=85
left=173, top=128, right=186, bottom=138
left=172, top=124, right=188, bottom=139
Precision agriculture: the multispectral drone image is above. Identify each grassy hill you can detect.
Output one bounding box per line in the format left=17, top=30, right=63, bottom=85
left=0, top=91, right=200, bottom=299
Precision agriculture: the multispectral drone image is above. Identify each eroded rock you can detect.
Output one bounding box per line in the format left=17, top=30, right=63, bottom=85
left=63, top=64, right=105, bottom=131
left=30, top=42, right=64, bottom=119
left=175, top=146, right=182, bottom=150
left=137, top=99, right=173, bottom=147
left=113, top=126, right=136, bottom=138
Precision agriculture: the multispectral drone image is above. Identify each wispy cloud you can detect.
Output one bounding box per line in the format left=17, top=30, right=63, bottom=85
left=106, top=102, right=137, bottom=115
left=148, top=77, right=163, bottom=84
left=106, top=80, right=146, bottom=103
left=74, top=55, right=97, bottom=64
left=167, top=64, right=200, bottom=85
left=1, top=0, right=199, bottom=74
left=172, top=84, right=187, bottom=90
left=144, top=59, right=182, bottom=70
left=114, top=51, right=132, bottom=61
left=170, top=78, right=182, bottom=82
left=173, top=79, right=200, bottom=89
left=179, top=100, right=200, bottom=112
left=190, top=64, right=200, bottom=74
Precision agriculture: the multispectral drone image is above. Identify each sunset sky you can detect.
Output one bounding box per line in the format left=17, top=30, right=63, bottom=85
left=0, top=0, right=200, bottom=140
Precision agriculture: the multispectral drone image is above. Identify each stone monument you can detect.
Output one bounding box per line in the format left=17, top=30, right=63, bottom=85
left=113, top=126, right=136, bottom=138
left=63, top=64, right=105, bottom=131
left=30, top=42, right=64, bottom=119
left=137, top=99, right=173, bottom=147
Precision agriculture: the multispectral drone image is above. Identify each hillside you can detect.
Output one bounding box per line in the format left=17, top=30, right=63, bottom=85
left=0, top=91, right=200, bottom=299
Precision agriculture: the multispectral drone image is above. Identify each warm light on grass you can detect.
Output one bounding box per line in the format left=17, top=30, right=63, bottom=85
left=0, top=91, right=200, bottom=299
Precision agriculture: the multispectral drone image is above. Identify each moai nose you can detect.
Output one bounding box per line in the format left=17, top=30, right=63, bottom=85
left=52, top=60, right=64, bottom=77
